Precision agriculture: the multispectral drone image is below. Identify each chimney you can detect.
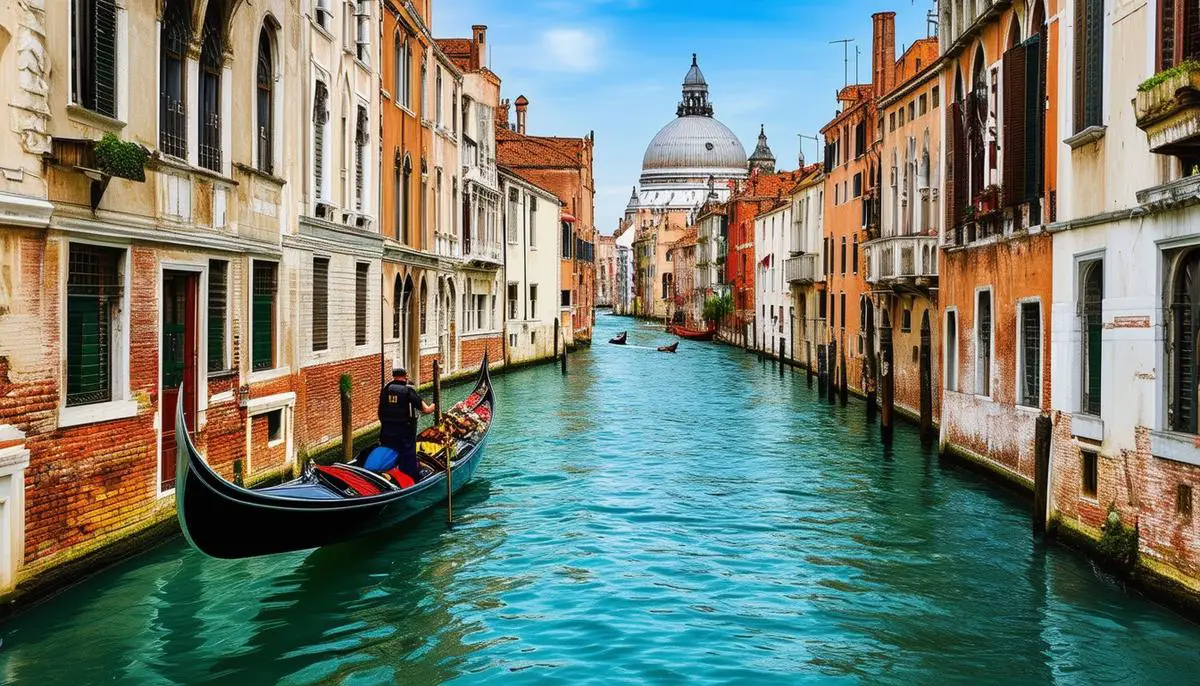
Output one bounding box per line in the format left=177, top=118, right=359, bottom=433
left=515, top=95, right=529, bottom=135
left=872, top=12, right=896, bottom=98
left=496, top=98, right=510, bottom=128
left=470, top=25, right=487, bottom=71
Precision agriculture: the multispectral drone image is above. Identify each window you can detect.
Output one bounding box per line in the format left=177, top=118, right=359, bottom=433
left=889, top=112, right=896, bottom=132
left=354, top=106, right=368, bottom=211
left=919, top=94, right=927, bottom=117
left=451, top=89, right=458, bottom=135
left=1169, top=250, right=1200, bottom=433
left=529, top=197, right=538, bottom=247
left=507, top=188, right=519, bottom=245
left=852, top=173, right=862, bottom=198
left=1020, top=301, right=1042, bottom=407
left=208, top=260, right=228, bottom=371
left=852, top=236, right=858, bottom=274
left=159, top=0, right=189, bottom=158
left=828, top=293, right=835, bottom=325
left=931, top=86, right=940, bottom=107
left=908, top=101, right=915, bottom=121
left=508, top=283, right=519, bottom=319
left=421, top=60, right=428, bottom=120
left=355, top=1, right=369, bottom=63
left=562, top=222, right=573, bottom=259
left=355, top=263, right=369, bottom=346
left=313, top=82, right=330, bottom=202
left=901, top=309, right=912, bottom=333
left=419, top=280, right=428, bottom=335
left=561, top=289, right=572, bottom=307
left=394, top=32, right=406, bottom=104
left=1081, top=450, right=1098, bottom=499
left=392, top=276, right=410, bottom=340
left=1179, top=484, right=1194, bottom=520
left=71, top=0, right=118, bottom=118
left=976, top=291, right=992, bottom=396
left=267, top=409, right=283, bottom=443
left=854, top=121, right=866, bottom=158
left=840, top=237, right=846, bottom=275
left=1075, top=0, right=1103, bottom=132
left=256, top=27, right=275, bottom=174
left=66, top=244, right=124, bottom=406
left=509, top=333, right=517, bottom=348
left=840, top=293, right=846, bottom=330
left=1158, top=0, right=1200, bottom=70
left=198, top=4, right=223, bottom=172
left=436, top=67, right=443, bottom=124
left=945, top=311, right=957, bottom=391
left=252, top=261, right=278, bottom=371
left=310, top=257, right=329, bottom=351
left=315, top=0, right=330, bottom=29
left=1081, top=261, right=1103, bottom=415
left=530, top=284, right=538, bottom=316
left=399, top=155, right=412, bottom=243
left=898, top=108, right=905, bottom=126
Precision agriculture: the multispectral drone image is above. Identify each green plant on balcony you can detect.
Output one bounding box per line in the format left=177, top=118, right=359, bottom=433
left=974, top=184, right=1001, bottom=213
left=93, top=132, right=147, bottom=182
left=962, top=204, right=977, bottom=221
left=1135, top=60, right=1200, bottom=131
left=1138, top=60, right=1200, bottom=92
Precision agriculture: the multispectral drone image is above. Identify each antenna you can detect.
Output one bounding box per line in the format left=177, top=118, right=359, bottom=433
left=855, top=45, right=862, bottom=84
left=797, top=133, right=820, bottom=167
left=927, top=4, right=939, bottom=38
left=830, top=38, right=854, bottom=89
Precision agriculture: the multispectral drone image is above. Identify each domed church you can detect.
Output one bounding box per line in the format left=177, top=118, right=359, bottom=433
left=626, top=55, right=752, bottom=219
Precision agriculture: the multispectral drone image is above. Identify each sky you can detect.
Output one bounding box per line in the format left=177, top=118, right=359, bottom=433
left=437, top=0, right=936, bottom=236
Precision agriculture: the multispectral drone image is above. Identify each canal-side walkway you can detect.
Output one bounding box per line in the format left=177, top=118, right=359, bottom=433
left=2, top=315, right=1199, bottom=685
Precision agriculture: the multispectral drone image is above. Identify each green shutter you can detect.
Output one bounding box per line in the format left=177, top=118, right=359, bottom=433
left=208, top=260, right=227, bottom=371
left=252, top=262, right=276, bottom=370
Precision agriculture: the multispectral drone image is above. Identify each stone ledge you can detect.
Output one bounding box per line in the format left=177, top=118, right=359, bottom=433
left=1149, top=429, right=1200, bottom=466
left=1072, top=413, right=1104, bottom=443
left=1065, top=125, right=1107, bottom=150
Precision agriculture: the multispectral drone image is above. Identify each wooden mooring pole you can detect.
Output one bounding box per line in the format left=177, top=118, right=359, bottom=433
left=839, top=338, right=849, bottom=406
left=880, top=313, right=894, bottom=447
left=1033, top=413, right=1052, bottom=536
left=553, top=318, right=560, bottom=359
left=779, top=337, right=786, bottom=377
left=827, top=339, right=838, bottom=406
left=806, top=341, right=813, bottom=388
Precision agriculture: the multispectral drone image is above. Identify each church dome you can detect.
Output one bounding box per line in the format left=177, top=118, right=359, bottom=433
left=641, top=116, right=748, bottom=172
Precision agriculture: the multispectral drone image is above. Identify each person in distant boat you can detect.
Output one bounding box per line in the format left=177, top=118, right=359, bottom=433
left=372, top=366, right=435, bottom=481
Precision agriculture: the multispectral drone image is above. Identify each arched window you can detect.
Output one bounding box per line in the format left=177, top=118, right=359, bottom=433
left=419, top=279, right=429, bottom=336
left=198, top=2, right=224, bottom=171
left=1169, top=251, right=1200, bottom=432
left=400, top=154, right=412, bottom=244
left=256, top=26, right=274, bottom=173
left=394, top=31, right=405, bottom=105
left=159, top=0, right=190, bottom=158
left=1081, top=261, right=1103, bottom=415
left=313, top=82, right=329, bottom=202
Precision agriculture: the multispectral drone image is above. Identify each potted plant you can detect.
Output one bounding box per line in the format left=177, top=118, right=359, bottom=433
left=93, top=132, right=148, bottom=182
left=974, top=184, right=1001, bottom=213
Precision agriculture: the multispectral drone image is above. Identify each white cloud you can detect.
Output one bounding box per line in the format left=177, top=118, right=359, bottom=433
left=537, top=28, right=604, bottom=73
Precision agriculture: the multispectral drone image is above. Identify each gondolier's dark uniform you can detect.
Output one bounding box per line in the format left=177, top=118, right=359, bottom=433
left=378, top=375, right=425, bottom=480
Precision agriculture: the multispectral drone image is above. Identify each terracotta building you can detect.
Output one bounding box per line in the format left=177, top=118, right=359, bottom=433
left=668, top=229, right=699, bottom=326
left=937, top=0, right=1056, bottom=485
left=865, top=28, right=943, bottom=439
left=495, top=105, right=596, bottom=346
left=0, top=0, right=383, bottom=597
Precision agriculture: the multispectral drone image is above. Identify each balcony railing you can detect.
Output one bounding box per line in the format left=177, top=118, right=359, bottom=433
left=864, top=235, right=938, bottom=289
left=464, top=238, right=503, bottom=265
left=784, top=253, right=820, bottom=285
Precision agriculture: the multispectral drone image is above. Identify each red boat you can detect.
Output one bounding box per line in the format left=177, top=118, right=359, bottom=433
left=668, top=324, right=716, bottom=341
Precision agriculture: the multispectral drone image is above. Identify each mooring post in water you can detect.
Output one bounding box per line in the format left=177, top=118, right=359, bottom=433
left=433, top=359, right=442, bottom=421
left=865, top=302, right=877, bottom=422
left=806, top=341, right=814, bottom=388
left=839, top=340, right=849, bottom=406
left=340, top=374, right=353, bottom=463
left=827, top=339, right=838, bottom=406
left=561, top=332, right=568, bottom=375
left=880, top=312, right=894, bottom=447
left=817, top=344, right=827, bottom=397
left=919, top=311, right=934, bottom=448
left=1033, top=413, right=1052, bottom=536
left=779, top=337, right=786, bottom=377
left=553, top=318, right=560, bottom=359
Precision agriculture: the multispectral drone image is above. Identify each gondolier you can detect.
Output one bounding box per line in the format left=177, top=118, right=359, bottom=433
left=374, top=367, right=435, bottom=480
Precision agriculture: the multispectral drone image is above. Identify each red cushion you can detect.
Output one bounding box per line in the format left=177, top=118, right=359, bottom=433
left=316, top=465, right=383, bottom=496
left=385, top=469, right=415, bottom=488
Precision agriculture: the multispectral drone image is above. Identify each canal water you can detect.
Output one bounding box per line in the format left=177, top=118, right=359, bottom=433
left=3, top=315, right=1200, bottom=685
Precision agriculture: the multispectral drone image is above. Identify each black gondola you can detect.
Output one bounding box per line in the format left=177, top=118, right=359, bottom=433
left=609, top=331, right=628, bottom=345
left=174, top=358, right=494, bottom=559
left=657, top=342, right=679, bottom=353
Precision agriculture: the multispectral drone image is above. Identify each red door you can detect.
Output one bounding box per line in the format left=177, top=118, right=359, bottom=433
left=161, top=271, right=198, bottom=491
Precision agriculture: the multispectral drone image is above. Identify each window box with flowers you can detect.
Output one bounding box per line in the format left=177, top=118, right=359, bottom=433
left=974, top=184, right=1001, bottom=214
left=1135, top=60, right=1200, bottom=158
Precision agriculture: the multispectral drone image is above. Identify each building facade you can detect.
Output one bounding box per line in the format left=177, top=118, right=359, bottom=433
left=784, top=168, right=827, bottom=376
left=754, top=203, right=792, bottom=356
left=500, top=169, right=560, bottom=365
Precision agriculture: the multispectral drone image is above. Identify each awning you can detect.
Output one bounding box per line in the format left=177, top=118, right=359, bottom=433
left=561, top=213, right=577, bottom=223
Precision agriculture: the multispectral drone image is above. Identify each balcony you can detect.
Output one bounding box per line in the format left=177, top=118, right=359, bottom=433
left=864, top=235, right=939, bottom=292
left=1135, top=63, right=1200, bottom=159
left=784, top=253, right=820, bottom=285
left=463, top=237, right=503, bottom=266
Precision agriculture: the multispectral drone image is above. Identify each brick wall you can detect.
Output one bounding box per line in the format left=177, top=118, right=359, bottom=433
left=461, top=335, right=502, bottom=370
left=294, top=354, right=382, bottom=453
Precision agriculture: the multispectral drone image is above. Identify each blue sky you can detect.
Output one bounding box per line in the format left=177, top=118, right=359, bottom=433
left=438, top=0, right=935, bottom=236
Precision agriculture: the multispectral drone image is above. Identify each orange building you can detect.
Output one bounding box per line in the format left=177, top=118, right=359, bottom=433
left=496, top=106, right=596, bottom=345
left=937, top=0, right=1057, bottom=483
left=382, top=0, right=435, bottom=382
left=820, top=31, right=882, bottom=401
left=865, top=25, right=943, bottom=441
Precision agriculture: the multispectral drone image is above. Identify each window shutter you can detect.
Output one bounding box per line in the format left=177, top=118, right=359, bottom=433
left=1084, top=0, right=1104, bottom=129
left=67, top=244, right=122, bottom=406
left=355, top=262, right=369, bottom=346
left=208, top=260, right=227, bottom=371
left=313, top=257, right=329, bottom=351
left=313, top=84, right=328, bottom=199
left=947, top=101, right=967, bottom=233
left=1161, top=0, right=1178, bottom=70
left=1074, top=0, right=1086, bottom=132
left=1024, top=33, right=1046, bottom=203
left=1003, top=43, right=1027, bottom=207
left=93, top=0, right=119, bottom=118
left=253, top=262, right=277, bottom=370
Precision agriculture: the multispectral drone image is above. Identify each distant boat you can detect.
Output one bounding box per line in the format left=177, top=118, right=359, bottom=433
left=668, top=324, right=716, bottom=342
left=174, top=359, right=494, bottom=559
left=657, top=342, right=679, bottom=353
left=609, top=331, right=628, bottom=345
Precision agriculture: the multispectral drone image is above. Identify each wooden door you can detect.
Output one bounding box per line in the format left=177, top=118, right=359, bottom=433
left=161, top=270, right=198, bottom=492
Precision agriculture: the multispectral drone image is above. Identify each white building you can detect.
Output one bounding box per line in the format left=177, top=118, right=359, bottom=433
left=614, top=220, right=636, bottom=315
left=754, top=202, right=792, bottom=355
left=1048, top=0, right=1200, bottom=578
left=501, top=170, right=561, bottom=364
left=784, top=169, right=826, bottom=364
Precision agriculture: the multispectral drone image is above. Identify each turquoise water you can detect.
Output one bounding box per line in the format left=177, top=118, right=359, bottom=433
left=3, top=314, right=1200, bottom=685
